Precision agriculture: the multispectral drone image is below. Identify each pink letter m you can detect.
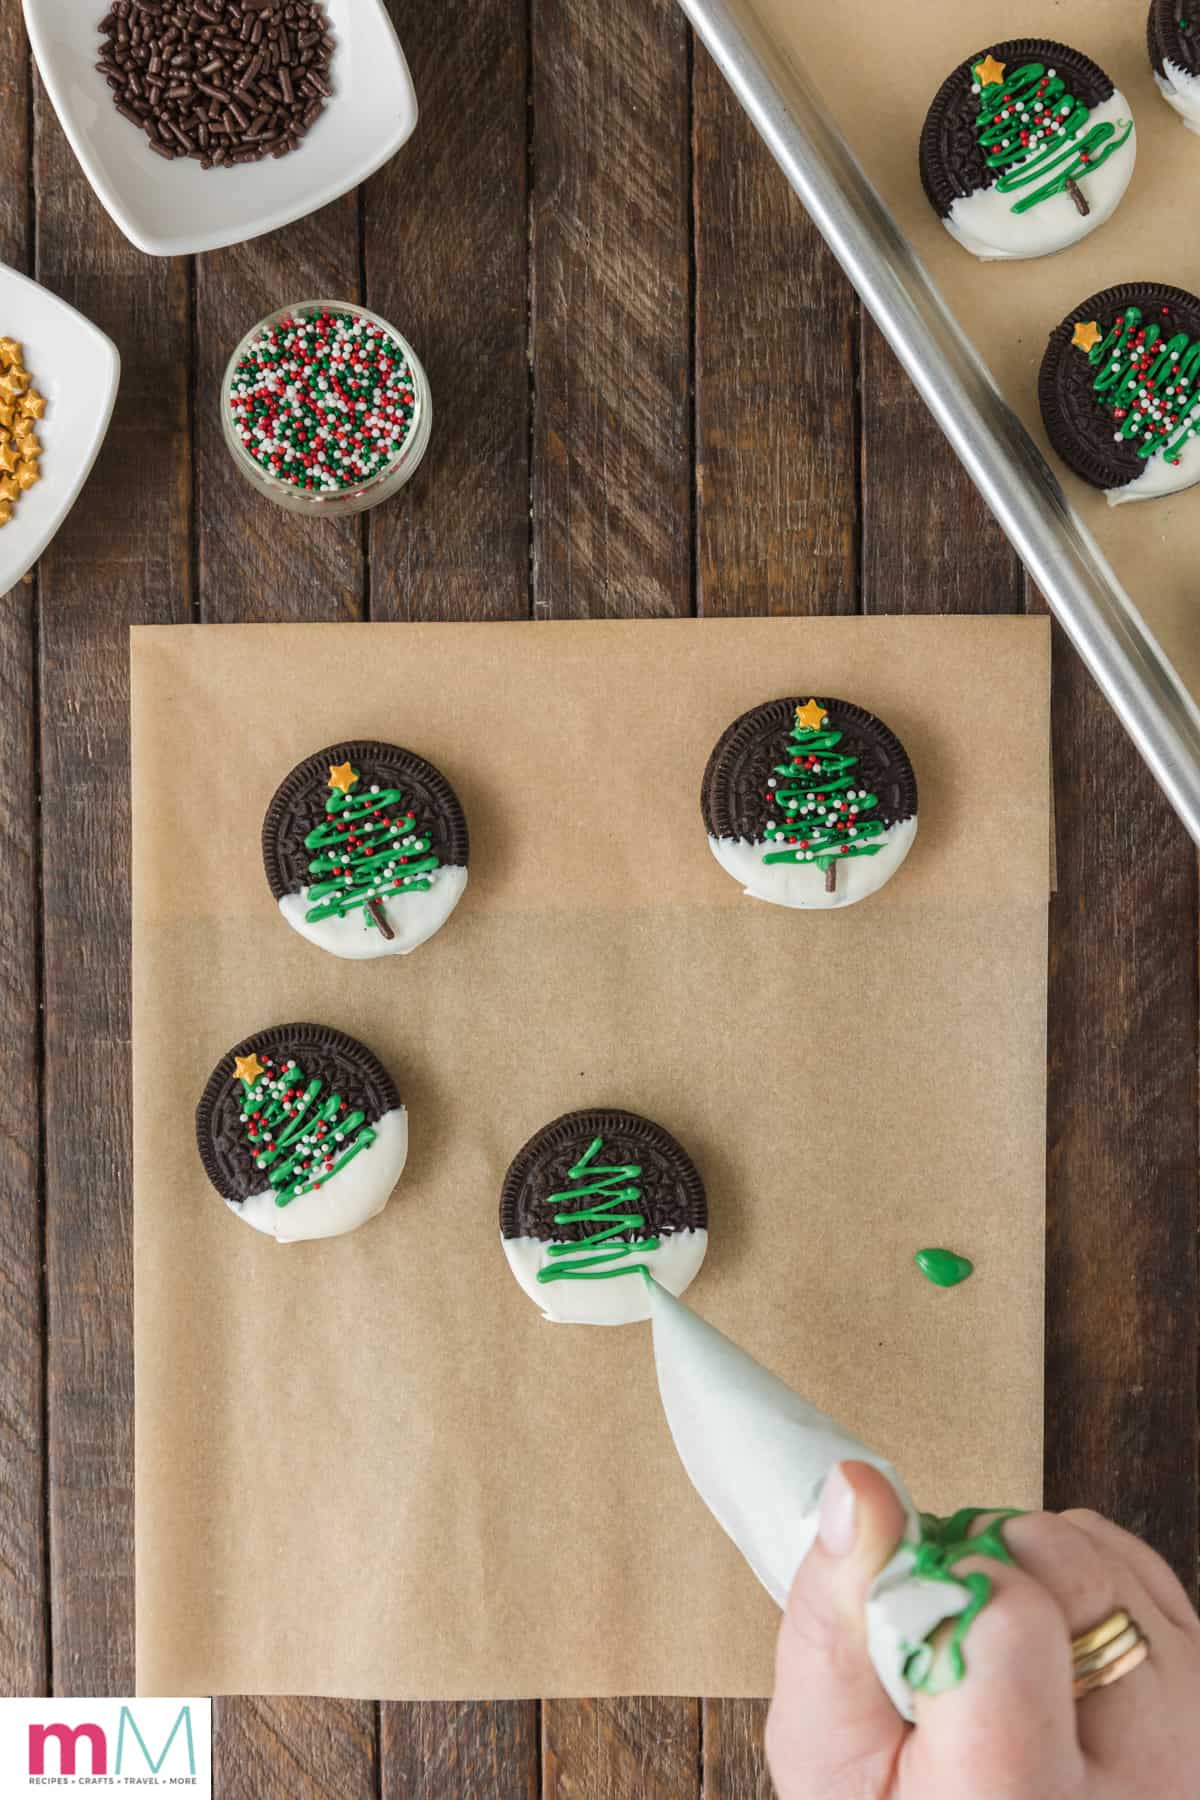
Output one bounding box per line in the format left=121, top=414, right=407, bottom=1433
left=29, top=1721, right=108, bottom=1776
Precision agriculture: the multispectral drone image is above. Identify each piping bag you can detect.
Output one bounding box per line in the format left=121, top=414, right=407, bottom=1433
left=647, top=1278, right=975, bottom=1722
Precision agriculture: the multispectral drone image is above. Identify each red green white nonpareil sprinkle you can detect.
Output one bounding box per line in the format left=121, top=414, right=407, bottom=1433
left=228, top=310, right=416, bottom=493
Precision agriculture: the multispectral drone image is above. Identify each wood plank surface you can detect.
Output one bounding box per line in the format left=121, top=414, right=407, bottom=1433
left=693, top=41, right=857, bottom=621
left=0, top=19, right=45, bottom=1703
left=367, top=0, right=531, bottom=626
left=532, top=0, right=691, bottom=622
left=33, top=67, right=192, bottom=1697
left=1041, top=613, right=1200, bottom=1592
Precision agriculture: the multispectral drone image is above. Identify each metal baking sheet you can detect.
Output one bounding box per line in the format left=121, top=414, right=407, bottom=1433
left=680, top=0, right=1200, bottom=846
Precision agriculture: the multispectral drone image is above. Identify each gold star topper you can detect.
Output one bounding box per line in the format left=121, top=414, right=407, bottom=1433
left=328, top=761, right=358, bottom=793
left=234, top=1052, right=265, bottom=1085
left=794, top=697, right=828, bottom=732
left=1072, top=320, right=1102, bottom=353
left=973, top=54, right=1006, bottom=88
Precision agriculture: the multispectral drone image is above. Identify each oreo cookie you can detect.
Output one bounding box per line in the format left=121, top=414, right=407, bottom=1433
left=196, top=1023, right=408, bottom=1244
left=263, top=739, right=469, bottom=960
left=1150, top=0, right=1200, bottom=131
left=1039, top=283, right=1200, bottom=504
left=919, top=40, right=1135, bottom=261
left=499, top=1108, right=708, bottom=1325
left=702, top=696, right=918, bottom=911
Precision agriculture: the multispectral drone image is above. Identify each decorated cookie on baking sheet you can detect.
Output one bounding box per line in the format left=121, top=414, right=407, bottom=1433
left=702, top=696, right=918, bottom=910
left=500, top=1109, right=708, bottom=1326
left=919, top=40, right=1135, bottom=261
left=263, top=740, right=469, bottom=960
left=1149, top=0, right=1200, bottom=132
left=196, top=1024, right=408, bottom=1244
left=1039, top=283, right=1200, bottom=504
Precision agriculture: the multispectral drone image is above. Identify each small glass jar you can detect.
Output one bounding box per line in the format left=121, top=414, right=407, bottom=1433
left=220, top=299, right=432, bottom=516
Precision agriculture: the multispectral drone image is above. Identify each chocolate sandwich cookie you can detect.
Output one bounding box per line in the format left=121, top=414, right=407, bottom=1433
left=263, top=739, right=469, bottom=960
left=1039, top=283, right=1200, bottom=504
left=1149, top=0, right=1200, bottom=132
left=919, top=40, right=1135, bottom=261
left=703, top=696, right=918, bottom=911
left=500, top=1108, right=708, bottom=1326
left=196, top=1023, right=408, bottom=1244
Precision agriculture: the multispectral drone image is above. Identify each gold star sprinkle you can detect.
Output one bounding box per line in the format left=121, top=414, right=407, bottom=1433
left=0, top=368, right=29, bottom=398
left=973, top=54, right=1007, bottom=88
left=794, top=697, right=828, bottom=732
left=1072, top=320, right=1103, bottom=353
left=0, top=338, right=21, bottom=367
left=17, top=432, right=40, bottom=459
left=20, top=390, right=45, bottom=421
left=0, top=441, right=15, bottom=477
left=0, top=502, right=12, bottom=527
left=0, top=405, right=14, bottom=433
left=328, top=761, right=358, bottom=793
left=234, top=1053, right=265, bottom=1085
left=16, top=464, right=38, bottom=492
left=0, top=478, right=17, bottom=504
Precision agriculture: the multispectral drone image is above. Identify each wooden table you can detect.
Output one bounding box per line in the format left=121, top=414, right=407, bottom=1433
left=1, top=0, right=1196, bottom=1794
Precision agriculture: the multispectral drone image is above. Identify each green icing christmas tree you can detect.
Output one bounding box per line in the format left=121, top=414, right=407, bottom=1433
left=762, top=700, right=887, bottom=894
left=303, top=760, right=440, bottom=939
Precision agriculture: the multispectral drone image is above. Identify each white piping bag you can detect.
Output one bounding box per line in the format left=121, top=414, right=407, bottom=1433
left=648, top=1280, right=972, bottom=1721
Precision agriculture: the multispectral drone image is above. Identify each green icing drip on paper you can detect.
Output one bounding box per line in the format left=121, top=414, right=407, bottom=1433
left=535, top=1136, right=660, bottom=1284
left=762, top=704, right=886, bottom=873
left=238, top=1055, right=377, bottom=1208
left=903, top=1508, right=1023, bottom=1695
left=304, top=766, right=441, bottom=933
left=973, top=60, right=1132, bottom=215
left=915, top=1247, right=974, bottom=1288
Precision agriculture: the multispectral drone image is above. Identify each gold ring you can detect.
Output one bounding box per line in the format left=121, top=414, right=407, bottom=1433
left=1073, top=1624, right=1142, bottom=1680
left=1071, top=1609, right=1132, bottom=1663
left=1074, top=1638, right=1150, bottom=1701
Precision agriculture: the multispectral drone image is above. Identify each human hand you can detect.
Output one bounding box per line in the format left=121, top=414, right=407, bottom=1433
left=765, top=1461, right=1200, bottom=1798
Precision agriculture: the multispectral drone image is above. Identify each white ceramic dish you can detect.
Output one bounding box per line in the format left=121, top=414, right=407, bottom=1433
left=0, top=262, right=119, bottom=598
left=22, top=0, right=418, bottom=258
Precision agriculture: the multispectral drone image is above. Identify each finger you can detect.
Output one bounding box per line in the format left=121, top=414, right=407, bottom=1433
left=766, top=1462, right=908, bottom=1799
left=1060, top=1508, right=1200, bottom=1639
left=911, top=1551, right=1084, bottom=1797
left=999, top=1513, right=1163, bottom=1767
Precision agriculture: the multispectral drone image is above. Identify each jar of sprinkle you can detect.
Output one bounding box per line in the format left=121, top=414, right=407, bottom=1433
left=220, top=300, right=432, bottom=514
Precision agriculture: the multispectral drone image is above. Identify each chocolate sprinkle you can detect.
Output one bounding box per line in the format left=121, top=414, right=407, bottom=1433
left=919, top=39, right=1115, bottom=220
left=499, top=1109, right=707, bottom=1246
left=196, top=1022, right=401, bottom=1205
left=701, top=696, right=917, bottom=847
left=96, top=0, right=336, bottom=170
left=262, top=739, right=470, bottom=906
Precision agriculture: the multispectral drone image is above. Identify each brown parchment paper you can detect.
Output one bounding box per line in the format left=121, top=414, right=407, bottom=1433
left=749, top=0, right=1200, bottom=701
left=133, top=616, right=1049, bottom=1701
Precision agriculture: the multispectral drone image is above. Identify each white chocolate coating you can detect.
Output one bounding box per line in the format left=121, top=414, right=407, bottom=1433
left=1106, top=417, right=1200, bottom=505
left=503, top=1228, right=708, bottom=1325
left=709, top=814, right=917, bottom=911
left=227, top=1105, right=408, bottom=1243
left=1156, top=62, right=1200, bottom=134
left=279, top=864, right=468, bottom=960
left=944, top=92, right=1135, bottom=261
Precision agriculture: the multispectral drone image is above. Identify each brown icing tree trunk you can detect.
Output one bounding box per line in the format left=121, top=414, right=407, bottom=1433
left=366, top=898, right=395, bottom=940
left=1066, top=179, right=1090, bottom=218
left=825, top=863, right=838, bottom=895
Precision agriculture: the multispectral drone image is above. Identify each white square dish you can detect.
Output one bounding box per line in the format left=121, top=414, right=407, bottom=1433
left=0, top=262, right=119, bottom=598
left=23, top=0, right=418, bottom=258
